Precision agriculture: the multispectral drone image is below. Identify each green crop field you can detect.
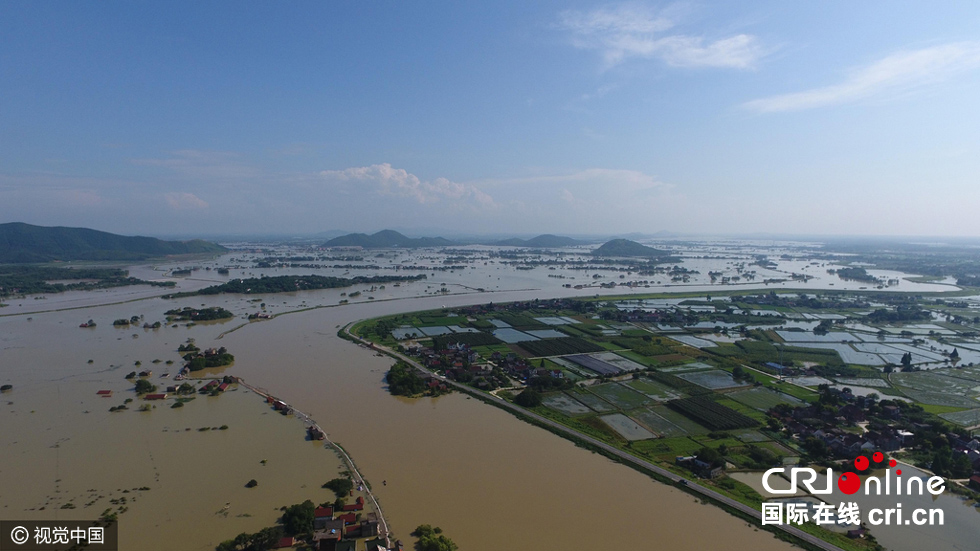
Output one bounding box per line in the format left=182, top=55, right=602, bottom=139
left=600, top=413, right=656, bottom=441
left=632, top=408, right=688, bottom=437
left=676, top=369, right=747, bottom=390
left=567, top=389, right=616, bottom=412
left=627, top=378, right=684, bottom=401
left=589, top=383, right=652, bottom=410
left=733, top=430, right=770, bottom=443
left=899, top=390, right=980, bottom=408
left=939, top=408, right=980, bottom=427
left=431, top=332, right=501, bottom=348
left=495, top=313, right=548, bottom=329
left=542, top=393, right=592, bottom=416
left=892, top=371, right=977, bottom=395
left=943, top=366, right=980, bottom=383
left=648, top=404, right=710, bottom=435
left=633, top=436, right=704, bottom=461
left=667, top=396, right=759, bottom=430
left=517, top=337, right=605, bottom=357
left=418, top=315, right=466, bottom=326
left=728, top=387, right=803, bottom=411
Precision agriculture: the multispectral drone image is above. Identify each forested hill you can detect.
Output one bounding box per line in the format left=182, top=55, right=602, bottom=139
left=323, top=229, right=453, bottom=248
left=491, top=234, right=582, bottom=247
left=0, top=223, right=227, bottom=263
left=591, top=239, right=669, bottom=258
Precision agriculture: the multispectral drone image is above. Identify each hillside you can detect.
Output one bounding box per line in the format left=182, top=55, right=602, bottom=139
left=0, top=223, right=227, bottom=263
left=492, top=234, right=582, bottom=248
left=323, top=230, right=453, bottom=248
left=591, top=239, right=669, bottom=258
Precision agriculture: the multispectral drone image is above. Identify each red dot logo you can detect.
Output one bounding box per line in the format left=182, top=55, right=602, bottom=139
left=854, top=456, right=869, bottom=470
left=889, top=459, right=897, bottom=467
left=896, top=469, right=902, bottom=476
left=837, top=472, right=861, bottom=495
left=872, top=452, right=883, bottom=463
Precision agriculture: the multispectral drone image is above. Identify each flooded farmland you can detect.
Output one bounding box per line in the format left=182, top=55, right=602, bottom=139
left=0, top=244, right=969, bottom=550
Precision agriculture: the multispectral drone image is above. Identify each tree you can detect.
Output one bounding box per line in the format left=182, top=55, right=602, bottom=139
left=412, top=525, right=458, bottom=551
left=695, top=446, right=724, bottom=468
left=514, top=388, right=542, bottom=408
left=280, top=500, right=315, bottom=536
left=215, top=526, right=283, bottom=551
left=900, top=352, right=912, bottom=370
left=802, top=436, right=829, bottom=460
left=322, top=477, right=353, bottom=498
left=931, top=446, right=973, bottom=478
left=134, top=379, right=156, bottom=394
left=386, top=361, right=427, bottom=396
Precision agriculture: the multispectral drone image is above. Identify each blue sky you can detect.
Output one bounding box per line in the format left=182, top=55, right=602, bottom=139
left=2, top=2, right=980, bottom=237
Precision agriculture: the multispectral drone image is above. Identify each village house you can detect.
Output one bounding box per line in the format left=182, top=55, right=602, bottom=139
left=313, top=519, right=345, bottom=551
left=342, top=496, right=365, bottom=512
left=313, top=506, right=334, bottom=530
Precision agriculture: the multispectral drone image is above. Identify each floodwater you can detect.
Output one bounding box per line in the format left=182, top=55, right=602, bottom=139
left=0, top=308, right=350, bottom=551
left=0, top=247, right=967, bottom=550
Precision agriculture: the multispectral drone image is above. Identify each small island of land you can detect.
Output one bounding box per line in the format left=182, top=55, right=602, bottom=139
left=164, top=274, right=426, bottom=298
left=0, top=265, right=175, bottom=298
left=165, top=306, right=235, bottom=321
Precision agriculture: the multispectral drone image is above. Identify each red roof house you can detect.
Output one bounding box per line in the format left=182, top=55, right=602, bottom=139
left=342, top=496, right=365, bottom=512
left=336, top=512, right=356, bottom=525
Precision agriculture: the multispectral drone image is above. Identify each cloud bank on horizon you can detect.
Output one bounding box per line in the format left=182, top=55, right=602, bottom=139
left=1, top=2, right=979, bottom=237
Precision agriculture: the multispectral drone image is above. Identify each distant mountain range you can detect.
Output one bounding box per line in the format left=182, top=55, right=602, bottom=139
left=323, top=230, right=585, bottom=249
left=592, top=239, right=669, bottom=258
left=491, top=234, right=583, bottom=248
left=323, top=230, right=454, bottom=249
left=0, top=222, right=227, bottom=263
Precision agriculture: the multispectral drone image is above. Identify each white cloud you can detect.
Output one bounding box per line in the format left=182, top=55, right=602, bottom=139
left=744, top=42, right=980, bottom=113
left=557, top=4, right=764, bottom=69
left=320, top=163, right=496, bottom=208
left=165, top=192, right=209, bottom=210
